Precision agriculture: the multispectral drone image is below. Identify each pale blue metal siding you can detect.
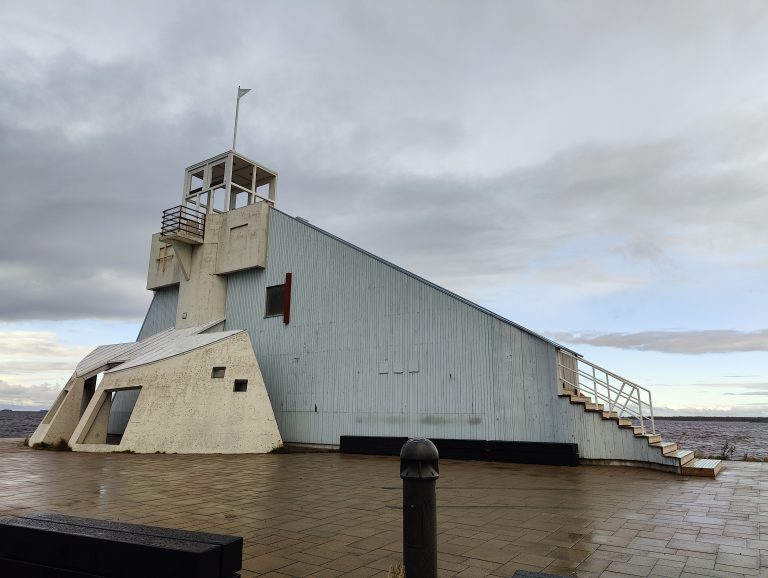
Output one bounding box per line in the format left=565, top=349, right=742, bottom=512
left=137, top=286, right=178, bottom=340
left=133, top=209, right=679, bottom=466
left=225, top=209, right=563, bottom=445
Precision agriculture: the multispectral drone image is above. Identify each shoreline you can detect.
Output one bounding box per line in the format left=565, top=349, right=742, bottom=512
left=4, top=409, right=768, bottom=421
left=655, top=416, right=768, bottom=422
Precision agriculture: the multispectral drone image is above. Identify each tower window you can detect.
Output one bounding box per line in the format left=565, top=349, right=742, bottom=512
left=211, top=367, right=226, bottom=378
left=265, top=284, right=285, bottom=317
left=233, top=380, right=248, bottom=392
left=265, top=273, right=292, bottom=323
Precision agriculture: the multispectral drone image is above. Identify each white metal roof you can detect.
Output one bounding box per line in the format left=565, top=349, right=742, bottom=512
left=109, top=330, right=242, bottom=373
left=75, top=320, right=240, bottom=377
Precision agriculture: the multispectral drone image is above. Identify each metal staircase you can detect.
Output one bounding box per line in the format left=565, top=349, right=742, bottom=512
left=556, top=350, right=722, bottom=477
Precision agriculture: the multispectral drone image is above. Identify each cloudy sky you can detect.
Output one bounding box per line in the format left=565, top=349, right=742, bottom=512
left=1, top=0, right=766, bottom=414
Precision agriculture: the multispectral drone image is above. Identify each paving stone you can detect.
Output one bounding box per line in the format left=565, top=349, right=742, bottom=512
left=0, top=439, right=766, bottom=577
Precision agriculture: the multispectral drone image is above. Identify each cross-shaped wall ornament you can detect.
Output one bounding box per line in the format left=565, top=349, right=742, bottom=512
left=156, top=244, right=174, bottom=273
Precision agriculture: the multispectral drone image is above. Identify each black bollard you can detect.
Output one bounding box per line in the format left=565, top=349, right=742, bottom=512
left=400, top=437, right=439, bottom=578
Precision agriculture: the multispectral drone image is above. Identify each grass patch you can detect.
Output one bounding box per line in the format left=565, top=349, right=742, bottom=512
left=699, top=452, right=768, bottom=462
left=387, top=562, right=404, bottom=578
left=32, top=438, right=72, bottom=451
left=715, top=439, right=736, bottom=460
left=741, top=454, right=768, bottom=462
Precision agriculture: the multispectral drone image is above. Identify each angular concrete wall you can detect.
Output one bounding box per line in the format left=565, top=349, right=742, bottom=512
left=28, top=374, right=87, bottom=447
left=70, top=332, right=282, bottom=454
left=146, top=234, right=182, bottom=290
left=213, top=202, right=269, bottom=274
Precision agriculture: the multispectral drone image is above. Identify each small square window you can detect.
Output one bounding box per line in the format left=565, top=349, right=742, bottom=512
left=233, top=379, right=248, bottom=392
left=265, top=284, right=285, bottom=317
left=211, top=367, right=226, bottom=378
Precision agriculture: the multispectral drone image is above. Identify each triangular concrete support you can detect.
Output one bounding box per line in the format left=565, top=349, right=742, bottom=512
left=169, top=240, right=192, bottom=281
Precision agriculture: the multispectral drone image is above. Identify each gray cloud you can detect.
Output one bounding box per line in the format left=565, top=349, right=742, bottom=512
left=0, top=329, right=90, bottom=359
left=724, top=391, right=768, bottom=396
left=1, top=1, right=768, bottom=324
left=0, top=379, right=60, bottom=408
left=0, top=264, right=150, bottom=321
left=655, top=404, right=768, bottom=417
left=0, top=329, right=86, bottom=408
left=0, top=362, right=75, bottom=376
left=547, top=329, right=768, bottom=354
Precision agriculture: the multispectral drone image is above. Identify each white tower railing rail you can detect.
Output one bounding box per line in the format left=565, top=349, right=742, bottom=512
left=557, top=349, right=656, bottom=435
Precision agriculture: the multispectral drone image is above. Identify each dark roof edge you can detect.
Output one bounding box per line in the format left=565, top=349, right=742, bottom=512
left=272, top=208, right=579, bottom=356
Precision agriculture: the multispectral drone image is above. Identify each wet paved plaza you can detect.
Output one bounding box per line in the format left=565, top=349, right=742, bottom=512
left=0, top=439, right=767, bottom=577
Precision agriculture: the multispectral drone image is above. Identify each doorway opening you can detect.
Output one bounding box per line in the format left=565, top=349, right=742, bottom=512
left=106, top=388, right=142, bottom=445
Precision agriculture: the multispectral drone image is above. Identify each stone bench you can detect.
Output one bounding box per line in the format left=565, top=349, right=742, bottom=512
left=0, top=512, right=242, bottom=577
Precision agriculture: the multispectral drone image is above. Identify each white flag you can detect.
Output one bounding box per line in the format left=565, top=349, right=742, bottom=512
left=238, top=88, right=251, bottom=99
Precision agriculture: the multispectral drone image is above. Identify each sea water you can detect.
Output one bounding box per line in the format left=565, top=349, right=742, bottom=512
left=655, top=419, right=768, bottom=459
left=0, top=410, right=48, bottom=438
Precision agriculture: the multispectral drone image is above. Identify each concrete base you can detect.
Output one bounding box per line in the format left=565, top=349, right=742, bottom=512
left=30, top=326, right=283, bottom=455
left=69, top=331, right=282, bottom=454
left=579, top=458, right=680, bottom=474
left=28, top=375, right=89, bottom=448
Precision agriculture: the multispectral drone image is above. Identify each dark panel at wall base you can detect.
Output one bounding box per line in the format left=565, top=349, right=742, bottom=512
left=341, top=436, right=409, bottom=456
left=340, top=436, right=579, bottom=466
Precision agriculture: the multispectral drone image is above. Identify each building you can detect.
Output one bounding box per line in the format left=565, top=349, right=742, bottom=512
left=30, top=150, right=721, bottom=476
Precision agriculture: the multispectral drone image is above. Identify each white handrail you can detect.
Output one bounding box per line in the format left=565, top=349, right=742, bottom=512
left=557, top=349, right=655, bottom=435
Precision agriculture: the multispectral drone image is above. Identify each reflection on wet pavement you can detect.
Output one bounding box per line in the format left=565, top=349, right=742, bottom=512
left=0, top=439, right=766, bottom=577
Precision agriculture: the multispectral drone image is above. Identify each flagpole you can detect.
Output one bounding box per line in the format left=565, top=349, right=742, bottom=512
left=232, top=85, right=241, bottom=151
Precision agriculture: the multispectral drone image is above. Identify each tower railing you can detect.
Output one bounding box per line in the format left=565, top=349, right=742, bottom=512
left=557, top=349, right=655, bottom=435
left=161, top=205, right=206, bottom=241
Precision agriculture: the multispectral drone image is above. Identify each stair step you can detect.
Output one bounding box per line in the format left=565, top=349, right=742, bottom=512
left=652, top=441, right=678, bottom=454
left=570, top=395, right=590, bottom=404
left=635, top=433, right=662, bottom=444
left=585, top=403, right=604, bottom=411
left=666, top=449, right=695, bottom=465
left=602, top=411, right=619, bottom=419
left=682, top=458, right=723, bottom=478
left=618, top=418, right=633, bottom=426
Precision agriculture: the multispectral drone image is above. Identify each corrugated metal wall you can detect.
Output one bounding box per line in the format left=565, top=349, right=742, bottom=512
left=225, top=210, right=561, bottom=445
left=137, top=286, right=179, bottom=340
left=133, top=210, right=677, bottom=465
left=552, top=399, right=679, bottom=465
left=107, top=389, right=141, bottom=435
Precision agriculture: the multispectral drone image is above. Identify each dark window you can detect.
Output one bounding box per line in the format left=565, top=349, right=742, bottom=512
left=233, top=379, right=248, bottom=392
left=211, top=367, right=225, bottom=378
left=265, top=284, right=285, bottom=317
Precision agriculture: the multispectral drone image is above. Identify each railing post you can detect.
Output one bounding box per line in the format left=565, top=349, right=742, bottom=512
left=591, top=365, right=597, bottom=402
left=573, top=358, right=579, bottom=393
